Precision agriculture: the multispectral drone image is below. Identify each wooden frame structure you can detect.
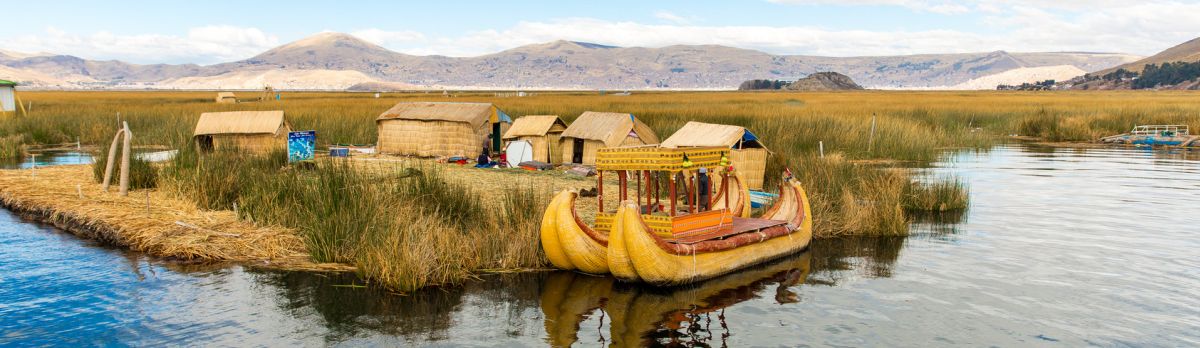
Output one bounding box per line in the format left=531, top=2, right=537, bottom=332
left=593, top=146, right=735, bottom=238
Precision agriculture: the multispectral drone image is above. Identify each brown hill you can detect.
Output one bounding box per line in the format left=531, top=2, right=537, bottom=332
left=0, top=32, right=1143, bottom=90
left=1094, top=37, right=1200, bottom=75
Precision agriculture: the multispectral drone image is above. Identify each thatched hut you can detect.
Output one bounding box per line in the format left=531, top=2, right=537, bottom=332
left=559, top=111, right=660, bottom=165
left=375, top=102, right=512, bottom=158
left=193, top=110, right=292, bottom=154
left=215, top=92, right=237, bottom=103
left=502, top=115, right=567, bottom=164
left=661, top=121, right=770, bottom=190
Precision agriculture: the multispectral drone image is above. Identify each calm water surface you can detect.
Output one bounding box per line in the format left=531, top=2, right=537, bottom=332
left=1, top=144, right=1198, bottom=346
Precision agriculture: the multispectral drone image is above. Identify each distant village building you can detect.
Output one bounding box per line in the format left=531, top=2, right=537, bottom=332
left=0, top=80, right=17, bottom=113
left=215, top=92, right=237, bottom=104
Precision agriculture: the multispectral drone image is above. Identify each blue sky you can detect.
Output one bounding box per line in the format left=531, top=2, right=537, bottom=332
left=2, top=0, right=1198, bottom=64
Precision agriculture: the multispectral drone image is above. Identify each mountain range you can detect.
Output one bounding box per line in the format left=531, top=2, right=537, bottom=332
left=0, top=32, right=1143, bottom=90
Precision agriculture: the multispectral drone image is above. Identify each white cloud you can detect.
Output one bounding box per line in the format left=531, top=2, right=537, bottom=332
left=3, top=1, right=1197, bottom=64
left=6, top=26, right=278, bottom=64
left=653, top=11, right=692, bottom=24
left=361, top=1, right=1200, bottom=58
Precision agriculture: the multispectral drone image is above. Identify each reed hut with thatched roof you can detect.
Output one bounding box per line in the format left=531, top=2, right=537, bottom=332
left=215, top=92, right=237, bottom=104
left=193, top=110, right=292, bottom=154
left=661, top=121, right=770, bottom=189
left=375, top=102, right=512, bottom=158
left=559, top=111, right=660, bottom=165
left=502, top=115, right=567, bottom=164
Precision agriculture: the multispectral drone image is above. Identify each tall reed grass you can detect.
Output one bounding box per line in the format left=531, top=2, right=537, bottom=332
left=160, top=142, right=547, bottom=291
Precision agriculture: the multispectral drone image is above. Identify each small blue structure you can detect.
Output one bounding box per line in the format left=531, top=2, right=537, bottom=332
left=1100, top=125, right=1198, bottom=147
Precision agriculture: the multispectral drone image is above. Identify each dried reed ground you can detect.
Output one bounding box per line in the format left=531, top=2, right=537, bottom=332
left=0, top=165, right=350, bottom=271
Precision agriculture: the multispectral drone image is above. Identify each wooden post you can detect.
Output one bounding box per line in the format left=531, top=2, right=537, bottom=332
left=597, top=171, right=603, bottom=212
left=669, top=174, right=676, bottom=216
left=618, top=171, right=627, bottom=201
left=646, top=170, right=653, bottom=213
left=636, top=170, right=642, bottom=211
left=724, top=171, right=729, bottom=210
left=868, top=113, right=877, bottom=154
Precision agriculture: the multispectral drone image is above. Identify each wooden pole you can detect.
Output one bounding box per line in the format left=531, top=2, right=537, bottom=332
left=618, top=171, right=627, bottom=201
left=868, top=113, right=877, bottom=154
left=646, top=170, right=653, bottom=213
left=669, top=174, right=676, bottom=216
left=119, top=122, right=132, bottom=196
left=819, top=141, right=825, bottom=158
left=597, top=171, right=603, bottom=212
left=636, top=170, right=641, bottom=212
left=724, top=171, right=729, bottom=210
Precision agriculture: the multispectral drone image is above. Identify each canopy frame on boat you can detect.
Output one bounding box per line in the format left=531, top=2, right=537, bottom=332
left=593, top=146, right=736, bottom=238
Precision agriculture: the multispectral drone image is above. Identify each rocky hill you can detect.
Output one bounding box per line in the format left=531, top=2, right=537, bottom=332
left=0, top=32, right=1141, bottom=90
left=784, top=72, right=863, bottom=91
left=1066, top=36, right=1200, bottom=90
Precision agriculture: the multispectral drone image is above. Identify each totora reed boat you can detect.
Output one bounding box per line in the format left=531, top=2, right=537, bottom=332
left=539, top=146, right=812, bottom=285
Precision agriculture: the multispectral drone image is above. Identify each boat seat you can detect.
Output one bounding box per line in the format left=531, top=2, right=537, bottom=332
left=667, top=217, right=787, bottom=245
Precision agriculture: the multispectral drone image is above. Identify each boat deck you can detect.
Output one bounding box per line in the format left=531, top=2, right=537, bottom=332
left=667, top=217, right=787, bottom=245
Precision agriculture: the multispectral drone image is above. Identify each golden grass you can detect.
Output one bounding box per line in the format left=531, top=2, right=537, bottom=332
left=0, top=164, right=349, bottom=271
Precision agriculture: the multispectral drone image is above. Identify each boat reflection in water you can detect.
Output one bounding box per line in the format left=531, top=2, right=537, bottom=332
left=540, top=252, right=812, bottom=347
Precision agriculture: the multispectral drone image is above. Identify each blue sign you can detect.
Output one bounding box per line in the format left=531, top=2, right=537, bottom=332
left=288, top=130, right=316, bottom=163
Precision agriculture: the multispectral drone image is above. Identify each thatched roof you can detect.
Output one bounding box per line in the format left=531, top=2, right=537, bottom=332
left=376, top=102, right=508, bottom=128
left=661, top=121, right=767, bottom=150
left=194, top=111, right=289, bottom=136
left=503, top=115, right=566, bottom=139
left=561, top=111, right=660, bottom=147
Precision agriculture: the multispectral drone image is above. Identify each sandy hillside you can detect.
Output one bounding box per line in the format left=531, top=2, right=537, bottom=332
left=158, top=69, right=380, bottom=90
left=951, top=65, right=1087, bottom=90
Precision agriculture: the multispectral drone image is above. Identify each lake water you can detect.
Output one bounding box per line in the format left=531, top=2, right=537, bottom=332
left=1, top=144, right=1198, bottom=346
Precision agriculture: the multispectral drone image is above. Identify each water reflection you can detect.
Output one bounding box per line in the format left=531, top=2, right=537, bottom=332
left=540, top=252, right=816, bottom=347
left=0, top=150, right=92, bottom=169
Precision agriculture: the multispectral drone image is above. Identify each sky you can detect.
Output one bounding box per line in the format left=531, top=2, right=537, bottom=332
left=2, top=0, right=1199, bottom=65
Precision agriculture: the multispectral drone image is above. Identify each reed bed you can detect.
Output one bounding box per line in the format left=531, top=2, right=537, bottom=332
left=0, top=165, right=344, bottom=270
left=0, top=134, right=25, bottom=162
left=158, top=144, right=550, bottom=292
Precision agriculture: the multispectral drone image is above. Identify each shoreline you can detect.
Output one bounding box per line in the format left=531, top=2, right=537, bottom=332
left=0, top=165, right=352, bottom=272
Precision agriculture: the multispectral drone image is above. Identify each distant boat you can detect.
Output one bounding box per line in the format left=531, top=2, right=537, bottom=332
left=1100, top=125, right=1199, bottom=147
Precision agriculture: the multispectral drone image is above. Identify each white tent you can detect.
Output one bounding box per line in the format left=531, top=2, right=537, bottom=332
left=504, top=140, right=534, bottom=168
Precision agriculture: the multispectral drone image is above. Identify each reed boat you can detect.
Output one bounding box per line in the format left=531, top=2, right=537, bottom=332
left=539, top=170, right=750, bottom=274
left=539, top=145, right=811, bottom=285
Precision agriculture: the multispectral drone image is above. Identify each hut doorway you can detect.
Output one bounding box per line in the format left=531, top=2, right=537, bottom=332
left=196, top=135, right=214, bottom=153
left=572, top=138, right=585, bottom=164
left=492, top=123, right=502, bottom=152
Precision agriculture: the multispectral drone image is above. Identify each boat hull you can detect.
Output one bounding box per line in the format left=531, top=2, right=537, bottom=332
left=541, top=190, right=610, bottom=274
left=610, top=179, right=813, bottom=285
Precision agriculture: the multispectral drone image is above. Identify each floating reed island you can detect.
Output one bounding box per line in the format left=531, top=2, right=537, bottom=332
left=17, top=90, right=1186, bottom=291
